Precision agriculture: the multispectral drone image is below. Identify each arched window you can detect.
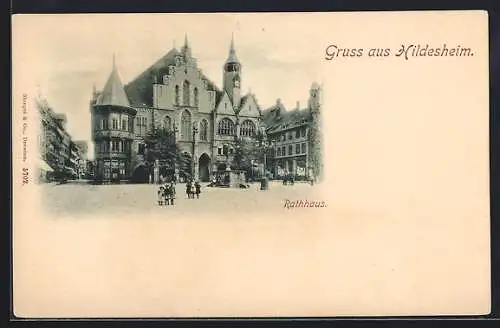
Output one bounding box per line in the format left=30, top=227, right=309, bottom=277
left=199, top=119, right=208, bottom=141
left=163, top=116, right=172, bottom=130
left=181, top=110, right=192, bottom=141
left=240, top=120, right=256, bottom=137
left=218, top=118, right=235, bottom=136
left=175, top=85, right=180, bottom=105
left=183, top=80, right=190, bottom=106
left=193, top=87, right=199, bottom=107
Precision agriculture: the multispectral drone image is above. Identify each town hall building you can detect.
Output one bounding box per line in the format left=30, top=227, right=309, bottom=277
left=90, top=35, right=322, bottom=183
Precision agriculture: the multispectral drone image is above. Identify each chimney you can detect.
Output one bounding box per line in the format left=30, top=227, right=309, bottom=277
left=296, top=101, right=300, bottom=109
left=276, top=98, right=281, bottom=105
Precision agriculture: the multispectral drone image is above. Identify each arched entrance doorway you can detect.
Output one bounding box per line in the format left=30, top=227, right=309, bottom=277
left=131, top=164, right=149, bottom=183
left=198, top=153, right=211, bottom=182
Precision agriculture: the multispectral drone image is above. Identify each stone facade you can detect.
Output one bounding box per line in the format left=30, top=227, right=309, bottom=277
left=90, top=35, right=322, bottom=183
left=262, top=83, right=323, bottom=182
left=37, top=97, right=85, bottom=182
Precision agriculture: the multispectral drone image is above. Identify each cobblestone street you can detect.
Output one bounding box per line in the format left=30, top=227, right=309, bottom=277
left=40, top=180, right=323, bottom=218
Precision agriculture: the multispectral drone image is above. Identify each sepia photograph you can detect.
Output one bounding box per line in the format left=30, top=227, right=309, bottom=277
left=33, top=16, right=324, bottom=217
left=12, top=12, right=490, bottom=318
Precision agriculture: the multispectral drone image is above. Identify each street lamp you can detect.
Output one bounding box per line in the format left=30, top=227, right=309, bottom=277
left=259, top=126, right=271, bottom=190
left=192, top=121, right=198, bottom=179
left=173, top=122, right=179, bottom=183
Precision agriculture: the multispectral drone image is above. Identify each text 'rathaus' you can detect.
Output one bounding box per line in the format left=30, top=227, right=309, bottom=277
left=90, top=35, right=323, bottom=184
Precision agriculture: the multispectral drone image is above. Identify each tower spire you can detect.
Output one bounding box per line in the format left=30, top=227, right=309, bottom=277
left=226, top=33, right=239, bottom=63
left=112, top=53, right=116, bottom=70
left=181, top=33, right=192, bottom=58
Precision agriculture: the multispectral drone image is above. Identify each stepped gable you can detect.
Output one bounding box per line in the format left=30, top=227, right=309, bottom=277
left=124, top=48, right=219, bottom=107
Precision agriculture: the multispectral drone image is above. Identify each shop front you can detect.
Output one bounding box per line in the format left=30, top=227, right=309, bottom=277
left=101, top=159, right=129, bottom=183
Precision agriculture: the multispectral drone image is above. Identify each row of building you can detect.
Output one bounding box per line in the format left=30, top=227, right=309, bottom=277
left=36, top=97, right=91, bottom=182
left=90, top=35, right=324, bottom=183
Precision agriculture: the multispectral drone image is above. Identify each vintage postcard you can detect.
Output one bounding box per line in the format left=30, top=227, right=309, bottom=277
left=12, top=12, right=490, bottom=318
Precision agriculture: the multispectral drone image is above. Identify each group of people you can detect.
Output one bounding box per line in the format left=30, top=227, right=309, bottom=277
left=186, top=180, right=202, bottom=199
left=282, top=175, right=295, bottom=186
left=156, top=179, right=203, bottom=205
left=157, top=181, right=176, bottom=206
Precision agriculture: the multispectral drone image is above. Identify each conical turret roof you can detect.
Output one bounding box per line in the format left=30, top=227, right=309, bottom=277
left=96, top=55, right=131, bottom=108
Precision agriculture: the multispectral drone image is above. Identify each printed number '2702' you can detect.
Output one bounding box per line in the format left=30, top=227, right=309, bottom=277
left=22, top=168, right=29, bottom=185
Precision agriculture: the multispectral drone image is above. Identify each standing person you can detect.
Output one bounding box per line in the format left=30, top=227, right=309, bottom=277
left=169, top=181, right=176, bottom=205
left=157, top=186, right=164, bottom=206
left=170, top=182, right=176, bottom=205
left=164, top=183, right=171, bottom=206
left=186, top=180, right=192, bottom=199
left=194, top=180, right=201, bottom=199
left=190, top=180, right=196, bottom=199
left=165, top=181, right=175, bottom=205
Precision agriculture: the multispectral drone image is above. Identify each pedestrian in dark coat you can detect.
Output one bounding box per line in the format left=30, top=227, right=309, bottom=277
left=194, top=180, right=201, bottom=199
left=186, top=181, right=192, bottom=199
left=165, top=182, right=176, bottom=205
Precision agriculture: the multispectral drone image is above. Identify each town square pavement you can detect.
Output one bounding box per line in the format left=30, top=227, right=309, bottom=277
left=39, top=180, right=323, bottom=218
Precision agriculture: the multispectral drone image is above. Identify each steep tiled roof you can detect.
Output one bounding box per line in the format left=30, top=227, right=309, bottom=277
left=96, top=61, right=131, bottom=108
left=124, top=49, right=179, bottom=107
left=265, top=107, right=312, bottom=134
left=261, top=103, right=283, bottom=127
left=215, top=90, right=225, bottom=107
left=124, top=48, right=219, bottom=107
left=239, top=94, right=249, bottom=109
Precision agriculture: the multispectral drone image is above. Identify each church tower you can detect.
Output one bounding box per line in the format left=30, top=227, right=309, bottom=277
left=223, top=34, right=242, bottom=108
left=308, top=82, right=323, bottom=182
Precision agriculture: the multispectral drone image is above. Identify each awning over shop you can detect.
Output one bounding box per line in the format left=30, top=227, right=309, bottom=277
left=39, top=159, right=54, bottom=172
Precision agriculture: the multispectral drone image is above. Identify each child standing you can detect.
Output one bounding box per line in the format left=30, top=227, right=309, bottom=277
left=190, top=180, right=196, bottom=199
left=157, top=186, right=164, bottom=206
